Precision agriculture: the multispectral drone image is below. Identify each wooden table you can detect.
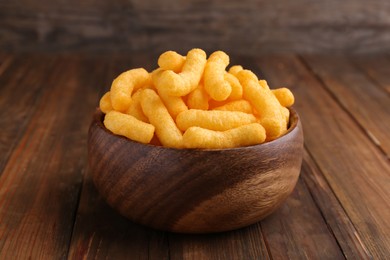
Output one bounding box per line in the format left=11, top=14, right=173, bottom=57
left=0, top=52, right=389, bottom=259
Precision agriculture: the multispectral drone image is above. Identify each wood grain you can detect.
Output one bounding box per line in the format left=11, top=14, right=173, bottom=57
left=351, top=54, right=390, bottom=95
left=0, top=55, right=57, bottom=175
left=255, top=54, right=390, bottom=259
left=67, top=172, right=169, bottom=260
left=69, top=175, right=270, bottom=259
left=229, top=54, right=348, bottom=257
left=1, top=53, right=390, bottom=258
left=300, top=55, right=390, bottom=157
left=301, top=150, right=372, bottom=259
left=68, top=54, right=169, bottom=260
left=0, top=56, right=108, bottom=258
left=260, top=177, right=345, bottom=259
left=0, top=53, right=13, bottom=75
left=0, top=0, right=390, bottom=54
left=169, top=223, right=270, bottom=260
left=88, top=109, right=303, bottom=233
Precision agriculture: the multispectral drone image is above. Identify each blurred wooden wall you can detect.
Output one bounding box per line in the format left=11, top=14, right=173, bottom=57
left=1, top=0, right=390, bottom=54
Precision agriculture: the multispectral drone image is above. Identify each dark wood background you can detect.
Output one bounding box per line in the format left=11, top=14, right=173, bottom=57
left=1, top=0, right=390, bottom=54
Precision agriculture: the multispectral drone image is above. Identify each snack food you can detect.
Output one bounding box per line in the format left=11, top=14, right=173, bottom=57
left=103, top=111, right=154, bottom=144
left=140, top=89, right=183, bottom=148
left=158, top=51, right=185, bottom=73
left=176, top=109, right=257, bottom=132
left=99, top=91, right=113, bottom=114
left=224, top=72, right=243, bottom=100
left=110, top=68, right=151, bottom=112
left=187, top=84, right=209, bottom=110
left=204, top=51, right=232, bottom=101
left=99, top=48, right=295, bottom=149
left=153, top=48, right=207, bottom=97
left=213, top=100, right=253, bottom=114
left=183, top=123, right=266, bottom=149
left=272, top=87, right=295, bottom=107
left=237, top=70, right=286, bottom=140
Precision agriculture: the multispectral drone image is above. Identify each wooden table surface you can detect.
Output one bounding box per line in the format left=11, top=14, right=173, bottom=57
left=0, top=52, right=389, bottom=259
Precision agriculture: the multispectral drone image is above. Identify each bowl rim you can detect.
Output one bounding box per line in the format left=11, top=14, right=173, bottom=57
left=91, top=107, right=300, bottom=152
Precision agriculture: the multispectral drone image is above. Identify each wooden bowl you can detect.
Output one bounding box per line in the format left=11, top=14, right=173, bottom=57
left=88, top=108, right=303, bottom=233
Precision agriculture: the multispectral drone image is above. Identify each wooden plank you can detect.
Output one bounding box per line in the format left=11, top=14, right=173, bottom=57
left=301, top=150, right=372, bottom=259
left=233, top=56, right=351, bottom=259
left=231, top=57, right=346, bottom=256
left=168, top=172, right=344, bottom=260
left=169, top=223, right=270, bottom=260
left=260, top=177, right=345, bottom=259
left=0, top=55, right=108, bottom=258
left=0, top=53, right=13, bottom=76
left=0, top=1, right=390, bottom=54
left=68, top=53, right=169, bottom=259
left=254, top=54, right=390, bottom=259
left=351, top=54, right=390, bottom=95
left=69, top=53, right=278, bottom=259
left=301, top=55, right=390, bottom=157
left=74, top=53, right=339, bottom=259
left=67, top=173, right=169, bottom=260
left=0, top=55, right=57, bottom=174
